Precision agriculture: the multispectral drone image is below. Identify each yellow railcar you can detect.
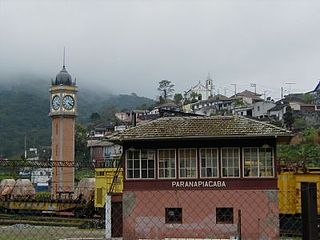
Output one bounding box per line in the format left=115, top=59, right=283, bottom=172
left=278, top=169, right=320, bottom=215
left=94, top=168, right=123, bottom=209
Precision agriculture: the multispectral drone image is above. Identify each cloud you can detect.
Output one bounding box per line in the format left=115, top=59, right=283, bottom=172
left=0, top=0, right=319, bottom=99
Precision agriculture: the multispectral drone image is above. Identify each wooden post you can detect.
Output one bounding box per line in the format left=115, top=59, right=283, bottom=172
left=105, top=194, right=112, bottom=239
left=301, top=182, right=318, bottom=240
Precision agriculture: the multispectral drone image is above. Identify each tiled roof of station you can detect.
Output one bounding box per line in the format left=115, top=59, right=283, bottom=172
left=110, top=116, right=291, bottom=141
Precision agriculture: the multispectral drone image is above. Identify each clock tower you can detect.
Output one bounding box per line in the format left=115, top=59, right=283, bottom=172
left=49, top=63, right=77, bottom=197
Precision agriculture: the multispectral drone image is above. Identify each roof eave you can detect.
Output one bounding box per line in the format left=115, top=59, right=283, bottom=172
left=117, top=134, right=293, bottom=142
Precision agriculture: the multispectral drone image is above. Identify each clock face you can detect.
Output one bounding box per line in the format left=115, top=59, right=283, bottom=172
left=62, top=95, right=75, bottom=110
left=52, top=95, right=61, bottom=110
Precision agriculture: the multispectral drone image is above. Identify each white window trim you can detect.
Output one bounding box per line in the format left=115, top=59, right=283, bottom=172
left=220, top=147, right=241, bottom=178
left=157, top=149, right=176, bottom=179
left=178, top=148, right=198, bottom=179
left=259, top=147, right=275, bottom=178
left=199, top=148, right=219, bottom=178
left=125, top=149, right=156, bottom=180
left=242, top=147, right=259, bottom=178
left=242, top=147, right=275, bottom=178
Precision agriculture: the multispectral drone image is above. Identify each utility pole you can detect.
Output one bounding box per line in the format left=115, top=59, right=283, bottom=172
left=231, top=84, right=237, bottom=96
left=263, top=91, right=268, bottom=101
left=250, top=83, right=256, bottom=94
left=24, top=135, right=27, bottom=159
left=281, top=87, right=284, bottom=100
left=224, top=88, right=227, bottom=96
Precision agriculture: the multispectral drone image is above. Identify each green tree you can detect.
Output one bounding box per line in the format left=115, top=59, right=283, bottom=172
left=283, top=106, right=294, bottom=130
left=293, top=117, right=307, bottom=130
left=304, top=127, right=319, bottom=144
left=158, top=80, right=175, bottom=102
left=190, top=92, right=200, bottom=103
left=75, top=123, right=90, bottom=165
left=234, top=98, right=245, bottom=107
left=302, top=93, right=315, bottom=103
left=174, top=93, right=183, bottom=105
left=90, top=112, right=101, bottom=123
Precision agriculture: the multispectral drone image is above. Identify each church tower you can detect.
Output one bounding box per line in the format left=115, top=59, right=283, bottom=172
left=206, top=73, right=214, bottom=99
left=49, top=61, right=77, bottom=198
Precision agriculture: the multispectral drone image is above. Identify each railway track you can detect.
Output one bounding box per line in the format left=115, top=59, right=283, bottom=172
left=0, top=213, right=103, bottom=228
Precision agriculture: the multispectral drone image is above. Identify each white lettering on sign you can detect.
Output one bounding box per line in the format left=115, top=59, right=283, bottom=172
left=171, top=180, right=226, bottom=188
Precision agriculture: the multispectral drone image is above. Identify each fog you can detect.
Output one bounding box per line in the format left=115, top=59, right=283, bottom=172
left=1, top=0, right=320, bottom=100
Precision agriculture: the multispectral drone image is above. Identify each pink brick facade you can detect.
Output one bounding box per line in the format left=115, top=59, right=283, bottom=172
left=122, top=190, right=279, bottom=239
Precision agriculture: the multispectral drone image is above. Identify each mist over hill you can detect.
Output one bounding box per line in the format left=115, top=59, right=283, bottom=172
left=0, top=75, right=155, bottom=157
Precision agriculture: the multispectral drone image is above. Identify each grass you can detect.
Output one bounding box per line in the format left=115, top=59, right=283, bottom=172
left=0, top=225, right=104, bottom=240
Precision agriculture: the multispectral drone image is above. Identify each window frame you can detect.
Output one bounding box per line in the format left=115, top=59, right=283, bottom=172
left=216, top=207, right=233, bottom=224
left=199, top=148, right=219, bottom=178
left=242, top=147, right=259, bottom=178
left=165, top=208, right=182, bottom=224
left=158, top=149, right=177, bottom=179
left=242, top=147, right=274, bottom=178
left=178, top=148, right=198, bottom=179
left=220, top=147, right=241, bottom=178
left=258, top=147, right=274, bottom=177
left=125, top=149, right=156, bottom=180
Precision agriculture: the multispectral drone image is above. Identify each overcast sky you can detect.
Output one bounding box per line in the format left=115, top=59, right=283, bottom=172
left=0, top=0, right=320, bottom=100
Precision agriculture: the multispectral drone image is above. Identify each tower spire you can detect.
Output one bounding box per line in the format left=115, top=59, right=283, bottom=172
left=63, top=47, right=66, bottom=68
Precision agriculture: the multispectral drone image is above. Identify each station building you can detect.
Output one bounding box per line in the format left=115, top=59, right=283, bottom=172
left=111, top=116, right=291, bottom=239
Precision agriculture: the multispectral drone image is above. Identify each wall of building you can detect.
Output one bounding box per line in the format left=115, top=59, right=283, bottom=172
left=122, top=190, right=279, bottom=239
left=253, top=101, right=276, bottom=118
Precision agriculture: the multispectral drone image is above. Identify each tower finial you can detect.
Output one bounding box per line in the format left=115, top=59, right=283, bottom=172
left=63, top=47, right=66, bottom=68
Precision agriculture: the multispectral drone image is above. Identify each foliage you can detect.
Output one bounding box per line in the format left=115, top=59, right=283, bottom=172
left=234, top=98, right=245, bottom=107
left=186, top=92, right=201, bottom=103
left=283, top=106, right=294, bottom=130
left=90, top=112, right=101, bottom=123
left=75, top=168, right=95, bottom=182
left=278, top=144, right=320, bottom=167
left=75, top=123, right=90, bottom=165
left=278, top=127, right=320, bottom=167
left=173, top=93, right=183, bottom=105
left=293, top=117, right=307, bottom=130
left=157, top=80, right=175, bottom=102
left=302, top=93, right=315, bottom=103
left=0, top=78, right=154, bottom=157
left=304, top=127, right=318, bottom=143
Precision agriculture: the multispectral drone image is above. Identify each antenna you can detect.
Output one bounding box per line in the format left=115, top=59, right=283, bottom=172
left=250, top=83, right=257, bottom=94
left=285, top=82, right=296, bottom=95
left=63, top=47, right=66, bottom=67
left=231, top=84, right=237, bottom=96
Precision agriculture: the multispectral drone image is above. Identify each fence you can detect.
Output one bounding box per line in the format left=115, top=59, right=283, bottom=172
left=0, top=160, right=319, bottom=239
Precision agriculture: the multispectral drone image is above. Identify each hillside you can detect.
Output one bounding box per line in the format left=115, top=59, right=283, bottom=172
left=0, top=76, right=154, bottom=157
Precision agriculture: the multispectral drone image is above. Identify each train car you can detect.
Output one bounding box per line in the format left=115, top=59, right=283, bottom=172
left=278, top=168, right=320, bottom=235
left=0, top=178, right=95, bottom=217
left=94, top=167, right=123, bottom=209
left=278, top=168, right=320, bottom=214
